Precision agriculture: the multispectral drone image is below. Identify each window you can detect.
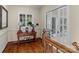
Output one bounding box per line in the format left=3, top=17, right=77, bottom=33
left=52, top=17, right=56, bottom=34
left=27, top=14, right=32, bottom=22
left=19, top=14, right=25, bottom=26
left=18, top=14, right=32, bottom=27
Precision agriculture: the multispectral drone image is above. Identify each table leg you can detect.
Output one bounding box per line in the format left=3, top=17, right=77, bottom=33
left=16, top=36, right=19, bottom=53
left=34, top=34, right=36, bottom=41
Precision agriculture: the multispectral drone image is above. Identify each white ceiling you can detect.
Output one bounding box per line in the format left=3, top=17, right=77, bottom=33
left=27, top=5, right=43, bottom=8
left=8, top=5, right=44, bottom=9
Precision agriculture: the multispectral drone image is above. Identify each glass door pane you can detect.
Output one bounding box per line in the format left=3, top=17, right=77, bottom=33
left=46, top=9, right=58, bottom=37
left=46, top=12, right=53, bottom=37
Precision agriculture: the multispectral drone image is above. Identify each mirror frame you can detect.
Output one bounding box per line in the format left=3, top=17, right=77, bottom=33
left=0, top=5, right=8, bottom=29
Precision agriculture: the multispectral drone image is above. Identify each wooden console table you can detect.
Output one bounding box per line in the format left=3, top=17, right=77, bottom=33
left=17, top=30, right=36, bottom=44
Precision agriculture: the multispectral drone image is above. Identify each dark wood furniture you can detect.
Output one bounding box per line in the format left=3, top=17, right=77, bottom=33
left=17, top=30, right=36, bottom=44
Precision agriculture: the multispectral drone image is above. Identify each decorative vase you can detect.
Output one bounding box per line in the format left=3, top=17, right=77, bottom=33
left=21, top=26, right=26, bottom=32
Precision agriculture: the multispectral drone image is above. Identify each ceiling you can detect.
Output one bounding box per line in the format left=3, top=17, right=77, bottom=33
left=8, top=5, right=44, bottom=9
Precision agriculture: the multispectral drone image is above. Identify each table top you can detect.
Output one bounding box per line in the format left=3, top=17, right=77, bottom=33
left=17, top=30, right=36, bottom=35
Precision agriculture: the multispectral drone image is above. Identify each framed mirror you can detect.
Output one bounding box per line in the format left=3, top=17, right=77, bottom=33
left=0, top=5, right=8, bottom=29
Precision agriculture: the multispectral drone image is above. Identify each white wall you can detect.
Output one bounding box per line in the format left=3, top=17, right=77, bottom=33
left=8, top=5, right=42, bottom=42
left=0, top=5, right=8, bottom=52
left=69, top=6, right=79, bottom=44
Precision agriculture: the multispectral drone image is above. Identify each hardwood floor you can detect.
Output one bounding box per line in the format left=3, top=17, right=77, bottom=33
left=3, top=39, right=44, bottom=53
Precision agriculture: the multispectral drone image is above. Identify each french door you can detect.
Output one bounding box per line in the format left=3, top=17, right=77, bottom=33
left=46, top=6, right=71, bottom=46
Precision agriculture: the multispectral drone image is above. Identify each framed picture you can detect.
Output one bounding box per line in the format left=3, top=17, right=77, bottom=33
left=0, top=5, right=8, bottom=29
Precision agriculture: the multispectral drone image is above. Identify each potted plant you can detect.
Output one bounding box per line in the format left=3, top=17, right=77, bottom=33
left=27, top=22, right=39, bottom=32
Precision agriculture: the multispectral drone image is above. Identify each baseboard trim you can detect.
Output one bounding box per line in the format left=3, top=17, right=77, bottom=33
left=2, top=42, right=8, bottom=53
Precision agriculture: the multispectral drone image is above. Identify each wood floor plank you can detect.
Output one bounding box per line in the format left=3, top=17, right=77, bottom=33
left=3, top=39, right=44, bottom=53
